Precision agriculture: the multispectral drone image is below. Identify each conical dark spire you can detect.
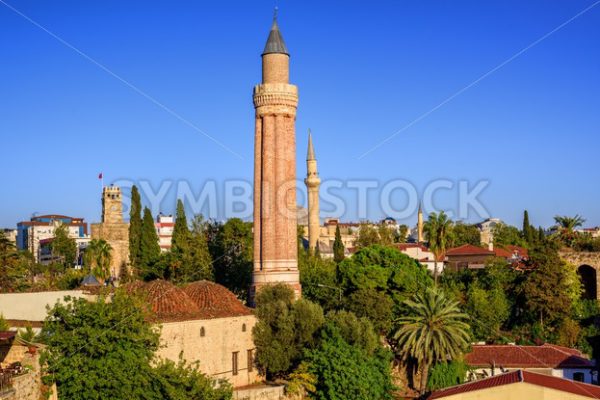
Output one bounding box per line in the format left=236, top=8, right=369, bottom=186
left=307, top=129, right=316, bottom=160
left=263, top=8, right=289, bottom=56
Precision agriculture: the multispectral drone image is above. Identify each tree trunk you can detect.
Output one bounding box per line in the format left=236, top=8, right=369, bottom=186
left=420, top=361, right=430, bottom=395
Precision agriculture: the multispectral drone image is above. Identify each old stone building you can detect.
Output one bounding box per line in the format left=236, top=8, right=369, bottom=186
left=251, top=13, right=301, bottom=302
left=90, top=185, right=129, bottom=278
left=127, top=280, right=259, bottom=388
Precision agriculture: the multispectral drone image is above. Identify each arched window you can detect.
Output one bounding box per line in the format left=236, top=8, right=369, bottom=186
left=242, top=323, right=247, bottom=332
left=200, top=327, right=205, bottom=337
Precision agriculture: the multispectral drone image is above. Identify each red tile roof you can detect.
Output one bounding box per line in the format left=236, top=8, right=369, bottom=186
left=445, top=244, right=494, bottom=256
left=0, top=331, right=17, bottom=341
left=429, top=370, right=600, bottom=399
left=494, top=245, right=529, bottom=259
left=124, top=279, right=252, bottom=322
left=465, top=343, right=593, bottom=369
left=183, top=281, right=253, bottom=319
left=394, top=243, right=430, bottom=252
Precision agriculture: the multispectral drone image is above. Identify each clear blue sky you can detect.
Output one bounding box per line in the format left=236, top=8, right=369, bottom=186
left=1, top=0, right=599, bottom=229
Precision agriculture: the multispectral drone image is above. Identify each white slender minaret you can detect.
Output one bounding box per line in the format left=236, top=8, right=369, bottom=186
left=304, top=130, right=321, bottom=254
left=417, top=202, right=424, bottom=243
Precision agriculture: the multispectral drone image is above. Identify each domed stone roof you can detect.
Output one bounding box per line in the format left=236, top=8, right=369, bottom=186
left=126, top=279, right=201, bottom=322
left=183, top=281, right=253, bottom=319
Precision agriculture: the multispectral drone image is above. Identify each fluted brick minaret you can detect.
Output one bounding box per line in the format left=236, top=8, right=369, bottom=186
left=250, top=12, right=301, bottom=303
left=304, top=130, right=321, bottom=254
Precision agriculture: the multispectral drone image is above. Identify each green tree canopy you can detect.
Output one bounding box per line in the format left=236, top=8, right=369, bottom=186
left=424, top=211, right=453, bottom=279
left=450, top=223, right=481, bottom=247
left=84, top=239, right=112, bottom=281
left=139, top=207, right=161, bottom=279
left=492, top=223, right=526, bottom=247
left=338, top=245, right=433, bottom=308
left=209, top=218, right=253, bottom=299
left=51, top=224, right=77, bottom=267
left=252, top=284, right=324, bottom=378
left=129, top=185, right=143, bottom=272
left=333, top=225, right=345, bottom=263
left=393, top=287, right=470, bottom=394
left=171, top=199, right=191, bottom=256
left=306, top=328, right=393, bottom=400
left=324, top=310, right=379, bottom=355
left=41, top=292, right=160, bottom=399
left=41, top=291, right=230, bottom=400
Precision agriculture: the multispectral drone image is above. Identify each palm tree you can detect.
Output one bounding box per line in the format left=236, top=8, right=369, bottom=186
left=423, top=211, right=453, bottom=281
left=84, top=239, right=113, bottom=281
left=553, top=215, right=585, bottom=245
left=393, top=287, right=470, bottom=394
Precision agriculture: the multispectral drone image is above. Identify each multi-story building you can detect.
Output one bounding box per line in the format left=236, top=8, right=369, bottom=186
left=155, top=214, right=174, bottom=252
left=477, top=218, right=503, bottom=246
left=1, top=229, right=17, bottom=245
left=16, top=215, right=89, bottom=263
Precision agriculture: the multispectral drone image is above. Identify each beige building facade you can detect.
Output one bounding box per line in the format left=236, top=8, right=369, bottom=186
left=129, top=280, right=260, bottom=388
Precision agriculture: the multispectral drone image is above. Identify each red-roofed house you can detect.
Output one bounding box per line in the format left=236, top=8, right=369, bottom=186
left=444, top=244, right=495, bottom=270
left=465, top=343, right=595, bottom=384
left=428, top=369, right=600, bottom=400
left=126, top=280, right=258, bottom=388
left=444, top=244, right=529, bottom=271
left=393, top=243, right=440, bottom=273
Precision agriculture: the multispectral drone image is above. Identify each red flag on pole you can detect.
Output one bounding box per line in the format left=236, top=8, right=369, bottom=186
left=98, top=172, right=103, bottom=179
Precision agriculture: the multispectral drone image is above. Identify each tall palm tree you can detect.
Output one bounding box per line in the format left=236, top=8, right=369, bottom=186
left=553, top=215, right=585, bottom=244
left=423, top=211, right=453, bottom=281
left=393, top=287, right=470, bottom=394
left=84, top=239, right=113, bottom=281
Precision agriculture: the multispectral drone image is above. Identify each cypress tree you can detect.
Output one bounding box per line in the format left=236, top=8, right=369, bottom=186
left=128, top=185, right=143, bottom=271
left=171, top=199, right=190, bottom=255
left=140, top=207, right=160, bottom=270
left=538, top=226, right=545, bottom=243
left=522, top=210, right=533, bottom=244
left=333, top=225, right=345, bottom=263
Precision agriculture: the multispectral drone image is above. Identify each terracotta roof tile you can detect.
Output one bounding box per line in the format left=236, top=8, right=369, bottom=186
left=445, top=244, right=494, bottom=256
left=124, top=280, right=252, bottom=322
left=465, top=344, right=593, bottom=369
left=125, top=280, right=201, bottom=322
left=429, top=370, right=600, bottom=399
left=183, top=281, right=253, bottom=319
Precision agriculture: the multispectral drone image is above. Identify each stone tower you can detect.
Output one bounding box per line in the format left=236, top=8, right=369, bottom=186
left=417, top=202, right=424, bottom=243
left=250, top=12, right=301, bottom=302
left=102, top=185, right=124, bottom=224
left=91, top=185, right=129, bottom=278
left=304, top=130, right=321, bottom=253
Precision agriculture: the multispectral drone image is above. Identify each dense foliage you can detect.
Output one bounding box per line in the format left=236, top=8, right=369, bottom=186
left=41, top=291, right=231, bottom=400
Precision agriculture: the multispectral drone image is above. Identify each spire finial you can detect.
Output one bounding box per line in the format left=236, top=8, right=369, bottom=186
left=263, top=6, right=289, bottom=55
left=307, top=129, right=316, bottom=161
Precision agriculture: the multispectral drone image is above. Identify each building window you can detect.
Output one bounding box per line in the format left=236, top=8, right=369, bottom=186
left=574, top=372, right=585, bottom=382
left=200, top=327, right=205, bottom=337
left=232, top=352, right=239, bottom=376
left=242, top=323, right=247, bottom=332
left=247, top=349, right=254, bottom=372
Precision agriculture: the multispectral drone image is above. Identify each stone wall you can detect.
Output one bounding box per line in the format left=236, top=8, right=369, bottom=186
left=90, top=222, right=129, bottom=278
left=560, top=250, right=600, bottom=300
left=233, top=384, right=285, bottom=400
left=0, top=291, right=92, bottom=326
left=156, top=315, right=259, bottom=388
